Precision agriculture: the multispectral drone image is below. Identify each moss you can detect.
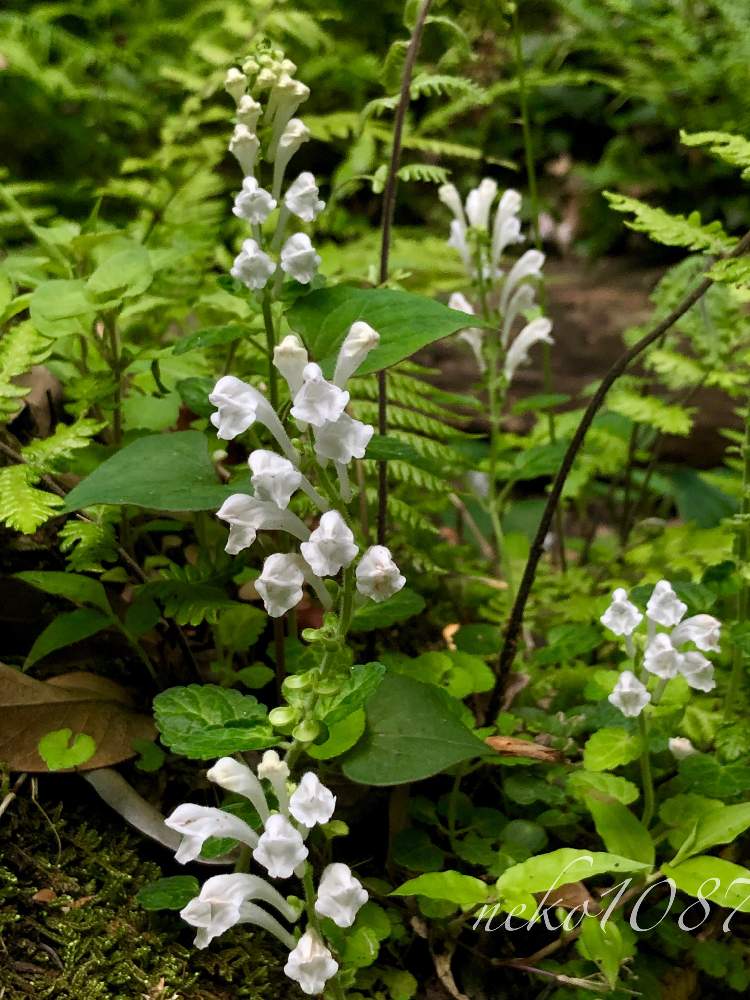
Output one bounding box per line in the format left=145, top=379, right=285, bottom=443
left=0, top=783, right=298, bottom=999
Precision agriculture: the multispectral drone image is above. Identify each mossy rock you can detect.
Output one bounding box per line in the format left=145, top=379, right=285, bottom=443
left=0, top=775, right=298, bottom=999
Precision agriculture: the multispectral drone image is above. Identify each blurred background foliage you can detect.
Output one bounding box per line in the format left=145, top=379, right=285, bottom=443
left=2, top=0, right=750, bottom=258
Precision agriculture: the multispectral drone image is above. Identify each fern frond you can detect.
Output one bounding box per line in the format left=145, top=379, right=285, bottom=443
left=58, top=513, right=119, bottom=572
left=137, top=580, right=236, bottom=626
left=680, top=130, right=750, bottom=180
left=410, top=73, right=487, bottom=102
left=23, top=418, right=105, bottom=473
left=604, top=193, right=734, bottom=254
left=0, top=322, right=52, bottom=421
left=365, top=488, right=438, bottom=535
left=362, top=458, right=445, bottom=493
left=607, top=388, right=694, bottom=436
left=0, top=464, right=63, bottom=534
left=355, top=400, right=467, bottom=441
left=306, top=113, right=360, bottom=142
left=397, top=163, right=451, bottom=185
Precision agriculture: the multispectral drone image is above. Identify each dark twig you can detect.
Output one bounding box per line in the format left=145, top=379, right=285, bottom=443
left=376, top=0, right=433, bottom=545
left=490, top=229, right=750, bottom=710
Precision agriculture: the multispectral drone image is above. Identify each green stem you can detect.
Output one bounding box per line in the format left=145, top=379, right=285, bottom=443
left=726, top=401, right=750, bottom=718
left=115, top=621, right=158, bottom=684
left=261, top=291, right=278, bottom=409
left=638, top=712, right=654, bottom=828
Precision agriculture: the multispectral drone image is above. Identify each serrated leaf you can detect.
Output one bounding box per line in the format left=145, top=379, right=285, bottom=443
left=605, top=192, right=734, bottom=255
left=583, top=728, right=642, bottom=772
left=0, top=465, right=63, bottom=533
left=319, top=662, right=386, bottom=725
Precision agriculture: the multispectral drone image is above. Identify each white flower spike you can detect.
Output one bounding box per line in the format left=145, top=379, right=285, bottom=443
left=285, top=172, right=325, bottom=222
left=671, top=614, right=721, bottom=652
left=209, top=375, right=296, bottom=460
left=668, top=737, right=697, bottom=761
left=491, top=188, right=524, bottom=267
left=206, top=757, right=270, bottom=823
left=504, top=317, right=554, bottom=382
left=643, top=633, right=683, bottom=679
left=447, top=218, right=472, bottom=272
left=300, top=510, right=358, bottom=577
left=215, top=495, right=309, bottom=555
left=288, top=772, right=337, bottom=828
left=253, top=813, right=308, bottom=878
left=449, top=292, right=486, bottom=373
left=180, top=873, right=298, bottom=950
left=284, top=929, right=339, bottom=996
left=501, top=283, right=536, bottom=347
left=272, top=118, right=310, bottom=197
left=333, top=321, right=380, bottom=387
left=438, top=183, right=467, bottom=226
left=465, top=177, right=498, bottom=231
left=646, top=580, right=687, bottom=628
left=600, top=588, right=643, bottom=637
left=249, top=450, right=327, bottom=511
left=314, top=863, right=368, bottom=928
left=499, top=249, right=545, bottom=314
left=356, top=545, right=406, bottom=603
left=280, top=233, right=321, bottom=284
left=256, top=553, right=305, bottom=617
left=273, top=334, right=309, bottom=397
left=228, top=125, right=260, bottom=177
left=608, top=670, right=651, bottom=718
left=232, top=178, right=277, bottom=225
left=291, top=363, right=349, bottom=428
left=230, top=238, right=276, bottom=291
left=165, top=804, right=259, bottom=864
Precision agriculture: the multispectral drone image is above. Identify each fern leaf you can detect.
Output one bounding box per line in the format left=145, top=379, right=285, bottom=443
left=0, top=464, right=63, bottom=533
left=604, top=193, right=734, bottom=254
left=410, top=73, right=487, bottom=102
left=0, top=321, right=52, bottom=421
left=397, top=163, right=451, bottom=185
left=607, top=388, right=694, bottom=436
left=365, top=488, right=438, bottom=535
left=58, top=512, right=119, bottom=572
left=138, top=580, right=236, bottom=627
left=680, top=130, right=750, bottom=180
left=23, top=418, right=105, bottom=473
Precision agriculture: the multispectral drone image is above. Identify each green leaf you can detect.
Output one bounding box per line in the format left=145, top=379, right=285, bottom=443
left=584, top=796, right=654, bottom=866
left=172, top=323, right=249, bottom=356
left=308, top=710, right=365, bottom=760
left=454, top=623, right=501, bottom=655
left=137, top=876, right=200, bottom=911
left=287, top=285, right=489, bottom=378
left=392, top=828, right=447, bottom=872
left=391, top=871, right=489, bottom=908
left=577, top=916, right=628, bottom=990
left=216, top=604, right=267, bottom=651
left=568, top=771, right=639, bottom=805
left=668, top=468, right=737, bottom=528
left=604, top=192, right=734, bottom=255
left=663, top=857, right=750, bottom=913
left=341, top=673, right=490, bottom=786
left=30, top=279, right=93, bottom=338
left=319, top=662, right=386, bottom=726
left=63, top=431, right=238, bottom=512
left=38, top=728, right=96, bottom=771
left=496, top=849, right=650, bottom=900
left=350, top=588, right=425, bottom=632
left=680, top=130, right=750, bottom=180
left=674, top=803, right=750, bottom=863
left=583, top=728, right=642, bottom=772
left=153, top=684, right=276, bottom=759
left=24, top=608, right=113, bottom=668
left=0, top=465, right=64, bottom=533
left=85, top=242, right=153, bottom=302
left=16, top=570, right=112, bottom=613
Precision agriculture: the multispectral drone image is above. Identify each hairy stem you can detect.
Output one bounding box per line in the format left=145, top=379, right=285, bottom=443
left=490, top=229, right=750, bottom=709
left=376, top=0, right=434, bottom=545
left=638, top=713, right=655, bottom=828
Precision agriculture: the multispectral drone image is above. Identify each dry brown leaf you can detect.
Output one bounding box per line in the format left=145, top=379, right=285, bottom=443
left=0, top=664, right=155, bottom=772
left=485, top=735, right=564, bottom=764
left=32, top=889, right=57, bottom=904
left=534, top=881, right=597, bottom=912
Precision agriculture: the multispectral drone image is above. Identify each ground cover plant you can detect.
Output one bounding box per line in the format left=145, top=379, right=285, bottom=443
left=3, top=2, right=750, bottom=998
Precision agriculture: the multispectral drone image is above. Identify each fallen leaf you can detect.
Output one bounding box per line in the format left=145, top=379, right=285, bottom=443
left=534, top=881, right=597, bottom=911
left=485, top=735, right=564, bottom=764
left=32, top=889, right=57, bottom=904
left=0, top=664, right=155, bottom=772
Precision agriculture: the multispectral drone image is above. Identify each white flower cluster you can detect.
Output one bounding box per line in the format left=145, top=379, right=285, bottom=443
left=439, top=179, right=552, bottom=383
left=224, top=56, right=323, bottom=290
left=209, top=324, right=405, bottom=616
left=166, top=752, right=367, bottom=995
left=600, top=579, right=721, bottom=718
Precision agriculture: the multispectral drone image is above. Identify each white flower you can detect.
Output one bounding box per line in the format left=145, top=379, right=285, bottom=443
left=643, top=633, right=683, bottom=679
left=216, top=495, right=309, bottom=555
left=491, top=188, right=524, bottom=267
left=273, top=334, right=309, bottom=397
left=600, top=588, right=644, bottom=636
left=355, top=545, right=406, bottom=603
left=285, top=172, right=325, bottom=222
left=501, top=283, right=536, bottom=347
left=181, top=873, right=298, bottom=950
left=253, top=813, right=308, bottom=878
left=499, top=249, right=545, bottom=314
left=272, top=118, right=311, bottom=197
left=288, top=772, right=336, bottom=827
left=236, top=95, right=262, bottom=131
left=504, top=317, right=554, bottom=382
left=646, top=580, right=687, bottom=628
left=207, top=757, right=270, bottom=823
left=447, top=218, right=472, bottom=272
left=668, top=737, right=697, bottom=761
left=438, top=183, right=466, bottom=226
left=249, top=450, right=302, bottom=508
left=313, top=413, right=373, bottom=465
left=209, top=375, right=296, bottom=460
left=449, top=292, right=486, bottom=373
left=679, top=651, right=716, bottom=692
left=229, top=125, right=260, bottom=177
left=230, top=238, right=276, bottom=290
left=256, top=553, right=305, bottom=617
left=267, top=75, right=311, bottom=155
left=232, top=178, right=277, bottom=225
left=465, top=178, right=498, bottom=230
left=291, top=363, right=349, bottom=427
left=280, top=233, right=321, bottom=284
left=314, top=863, right=368, bottom=928
left=284, top=929, right=339, bottom=996
left=333, top=321, right=380, bottom=387
left=165, top=804, right=259, bottom=864
left=300, top=510, right=358, bottom=577
left=258, top=750, right=291, bottom=814
left=671, top=614, right=721, bottom=652
left=608, top=670, right=651, bottom=718
left=224, top=68, right=247, bottom=105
